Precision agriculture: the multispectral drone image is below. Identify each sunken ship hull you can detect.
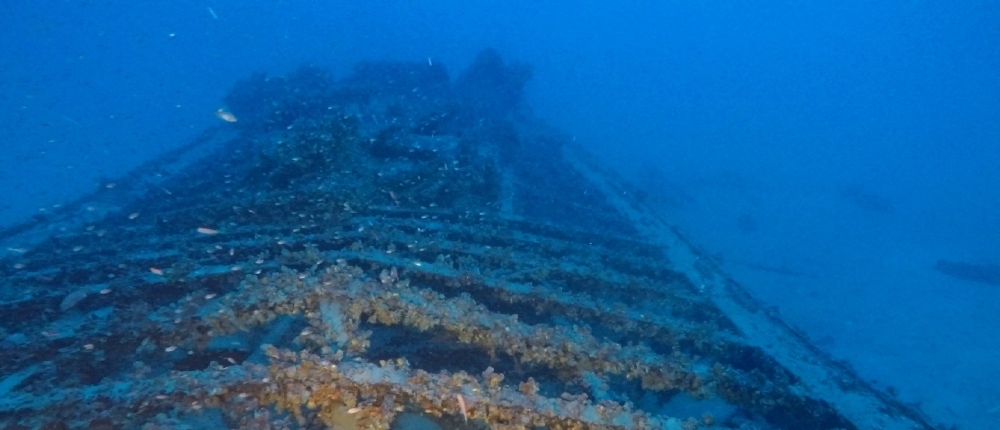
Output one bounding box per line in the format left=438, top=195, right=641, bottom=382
left=0, top=51, right=938, bottom=430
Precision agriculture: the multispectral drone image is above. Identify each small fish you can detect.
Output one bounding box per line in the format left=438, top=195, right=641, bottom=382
left=60, top=289, right=88, bottom=311
left=150, top=267, right=164, bottom=276
left=197, top=227, right=219, bottom=235
left=215, top=109, right=238, bottom=123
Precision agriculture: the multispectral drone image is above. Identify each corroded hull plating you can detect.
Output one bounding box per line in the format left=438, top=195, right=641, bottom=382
left=0, top=52, right=938, bottom=429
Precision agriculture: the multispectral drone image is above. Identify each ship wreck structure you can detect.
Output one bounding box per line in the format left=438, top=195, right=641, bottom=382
left=0, top=51, right=942, bottom=430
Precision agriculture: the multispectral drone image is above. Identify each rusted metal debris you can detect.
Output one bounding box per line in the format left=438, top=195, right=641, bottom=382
left=0, top=50, right=942, bottom=430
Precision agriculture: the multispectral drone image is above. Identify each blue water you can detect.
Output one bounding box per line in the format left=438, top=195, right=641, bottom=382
left=2, top=1, right=998, bottom=428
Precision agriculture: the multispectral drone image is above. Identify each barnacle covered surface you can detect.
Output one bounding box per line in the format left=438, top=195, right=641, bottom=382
left=0, top=50, right=939, bottom=430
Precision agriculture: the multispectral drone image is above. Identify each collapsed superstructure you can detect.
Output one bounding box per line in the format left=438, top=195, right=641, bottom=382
left=0, top=50, right=942, bottom=429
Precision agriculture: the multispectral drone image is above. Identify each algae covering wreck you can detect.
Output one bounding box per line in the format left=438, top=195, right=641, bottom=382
left=0, top=50, right=941, bottom=430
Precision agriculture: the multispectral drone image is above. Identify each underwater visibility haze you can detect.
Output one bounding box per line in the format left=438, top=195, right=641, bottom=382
left=1, top=2, right=998, bottom=429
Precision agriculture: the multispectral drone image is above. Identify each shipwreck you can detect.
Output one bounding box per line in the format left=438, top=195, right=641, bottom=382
left=0, top=50, right=942, bottom=430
